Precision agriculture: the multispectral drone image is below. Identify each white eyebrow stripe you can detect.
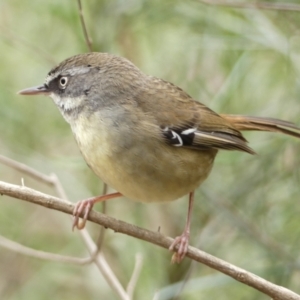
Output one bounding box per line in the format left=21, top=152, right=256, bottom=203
left=181, top=128, right=197, bottom=135
left=66, top=66, right=91, bottom=76
left=45, top=66, right=92, bottom=85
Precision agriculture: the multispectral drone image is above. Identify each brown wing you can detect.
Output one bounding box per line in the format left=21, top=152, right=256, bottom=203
left=137, top=77, right=255, bottom=154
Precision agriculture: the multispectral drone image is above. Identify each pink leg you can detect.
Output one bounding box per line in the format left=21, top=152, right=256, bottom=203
left=169, top=191, right=195, bottom=263
left=72, top=192, right=122, bottom=230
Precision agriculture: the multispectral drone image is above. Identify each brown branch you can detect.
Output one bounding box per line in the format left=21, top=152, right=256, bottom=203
left=198, top=0, right=300, bottom=12
left=77, top=0, right=93, bottom=51
left=0, top=156, right=130, bottom=300
left=0, top=180, right=299, bottom=300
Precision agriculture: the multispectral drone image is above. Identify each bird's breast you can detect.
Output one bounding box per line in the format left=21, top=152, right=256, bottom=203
left=70, top=111, right=217, bottom=203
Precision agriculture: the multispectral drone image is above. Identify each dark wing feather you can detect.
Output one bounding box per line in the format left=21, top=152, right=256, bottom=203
left=161, top=126, right=255, bottom=154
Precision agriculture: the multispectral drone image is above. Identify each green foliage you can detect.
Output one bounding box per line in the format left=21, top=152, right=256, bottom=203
left=1, top=0, right=300, bottom=299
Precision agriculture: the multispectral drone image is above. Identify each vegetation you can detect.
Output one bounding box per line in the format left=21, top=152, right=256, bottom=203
left=0, top=1, right=300, bottom=299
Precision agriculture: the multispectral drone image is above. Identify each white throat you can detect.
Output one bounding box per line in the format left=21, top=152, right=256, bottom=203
left=50, top=93, right=85, bottom=123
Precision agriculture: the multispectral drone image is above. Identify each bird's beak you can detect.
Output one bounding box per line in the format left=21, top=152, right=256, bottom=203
left=18, top=84, right=50, bottom=96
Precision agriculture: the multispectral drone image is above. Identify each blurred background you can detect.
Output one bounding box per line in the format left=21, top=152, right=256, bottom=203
left=1, top=0, right=300, bottom=299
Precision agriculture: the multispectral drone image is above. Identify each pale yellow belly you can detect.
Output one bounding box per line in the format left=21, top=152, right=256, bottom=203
left=71, top=113, right=217, bottom=203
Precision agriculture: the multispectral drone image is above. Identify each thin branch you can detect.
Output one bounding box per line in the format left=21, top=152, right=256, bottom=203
left=41, top=173, right=126, bottom=298
left=198, top=0, right=300, bottom=12
left=93, top=184, right=109, bottom=258
left=1, top=181, right=299, bottom=300
left=0, top=157, right=130, bottom=300
left=38, top=178, right=130, bottom=300
left=127, top=253, right=144, bottom=298
left=76, top=225, right=131, bottom=300
left=0, top=234, right=94, bottom=265
left=77, top=0, right=93, bottom=51
left=49, top=173, right=69, bottom=200
left=0, top=156, right=99, bottom=263
left=0, top=155, right=55, bottom=186
left=46, top=173, right=103, bottom=266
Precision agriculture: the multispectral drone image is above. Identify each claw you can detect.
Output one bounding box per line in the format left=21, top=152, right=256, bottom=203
left=169, top=232, right=190, bottom=263
left=72, top=199, right=95, bottom=231
left=71, top=192, right=123, bottom=231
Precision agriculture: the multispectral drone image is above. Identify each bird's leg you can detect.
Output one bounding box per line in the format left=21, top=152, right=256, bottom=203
left=169, top=191, right=195, bottom=263
left=72, top=192, right=122, bottom=230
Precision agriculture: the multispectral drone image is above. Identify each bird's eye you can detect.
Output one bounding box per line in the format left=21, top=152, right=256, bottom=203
left=59, top=77, right=68, bottom=89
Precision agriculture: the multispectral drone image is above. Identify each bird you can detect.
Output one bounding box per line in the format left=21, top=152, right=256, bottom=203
left=18, top=52, right=300, bottom=263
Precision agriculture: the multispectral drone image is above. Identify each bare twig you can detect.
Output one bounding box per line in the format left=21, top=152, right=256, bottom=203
left=0, top=234, right=94, bottom=265
left=76, top=225, right=131, bottom=300
left=52, top=175, right=130, bottom=300
left=77, top=0, right=93, bottom=51
left=49, top=173, right=69, bottom=200
left=92, top=183, right=108, bottom=258
left=127, top=253, right=144, bottom=298
left=0, top=157, right=130, bottom=300
left=1, top=181, right=299, bottom=300
left=198, top=0, right=300, bottom=12
left=47, top=173, right=100, bottom=265
left=0, top=155, right=55, bottom=186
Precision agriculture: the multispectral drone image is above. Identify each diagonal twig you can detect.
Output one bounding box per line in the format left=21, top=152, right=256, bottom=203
left=0, top=234, right=93, bottom=265
left=0, top=156, right=130, bottom=300
left=127, top=253, right=144, bottom=298
left=0, top=155, right=55, bottom=186
left=77, top=0, right=93, bottom=52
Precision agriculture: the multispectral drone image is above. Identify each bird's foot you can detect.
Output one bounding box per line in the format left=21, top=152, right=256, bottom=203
left=72, top=192, right=122, bottom=230
left=72, top=198, right=95, bottom=230
left=169, top=231, right=190, bottom=263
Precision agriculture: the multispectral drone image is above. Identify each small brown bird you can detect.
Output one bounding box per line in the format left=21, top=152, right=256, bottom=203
left=19, top=52, right=300, bottom=263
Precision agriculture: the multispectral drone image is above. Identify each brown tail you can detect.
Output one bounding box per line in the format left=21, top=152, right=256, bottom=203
left=221, top=114, right=300, bottom=139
